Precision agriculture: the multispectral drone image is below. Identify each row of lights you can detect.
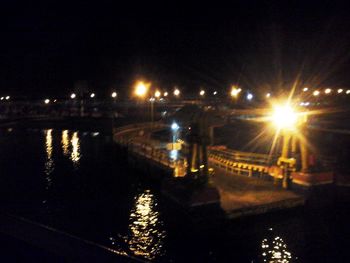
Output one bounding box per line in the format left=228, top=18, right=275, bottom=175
left=303, top=87, right=350, bottom=96
left=44, top=92, right=118, bottom=104
left=134, top=82, right=257, bottom=101
left=0, top=96, right=11, bottom=101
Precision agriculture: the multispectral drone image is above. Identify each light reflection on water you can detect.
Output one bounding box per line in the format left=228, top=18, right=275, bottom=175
left=109, top=190, right=166, bottom=260
left=261, top=228, right=294, bottom=263
left=71, top=131, right=81, bottom=166
left=44, top=129, right=54, bottom=189
left=127, top=190, right=166, bottom=260
left=61, top=130, right=70, bottom=156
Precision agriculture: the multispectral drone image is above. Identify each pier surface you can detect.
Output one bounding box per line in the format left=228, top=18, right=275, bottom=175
left=212, top=166, right=304, bottom=218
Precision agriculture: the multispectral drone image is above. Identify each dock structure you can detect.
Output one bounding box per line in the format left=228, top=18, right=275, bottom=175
left=113, top=122, right=306, bottom=219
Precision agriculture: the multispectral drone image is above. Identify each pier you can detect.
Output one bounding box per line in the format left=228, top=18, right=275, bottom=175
left=113, top=121, right=306, bottom=219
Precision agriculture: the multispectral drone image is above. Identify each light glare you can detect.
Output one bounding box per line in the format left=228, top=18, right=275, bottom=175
left=272, top=104, right=297, bottom=129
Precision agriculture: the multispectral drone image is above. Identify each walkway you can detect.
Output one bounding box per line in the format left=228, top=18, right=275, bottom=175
left=212, top=166, right=304, bottom=218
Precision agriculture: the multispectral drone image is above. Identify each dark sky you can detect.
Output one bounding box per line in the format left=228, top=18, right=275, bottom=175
left=1, top=0, right=350, bottom=98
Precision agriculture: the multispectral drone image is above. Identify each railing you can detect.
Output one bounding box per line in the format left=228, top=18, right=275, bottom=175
left=208, top=147, right=273, bottom=177
left=128, top=138, right=187, bottom=177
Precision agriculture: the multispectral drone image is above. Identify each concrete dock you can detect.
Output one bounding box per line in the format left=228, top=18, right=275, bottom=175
left=211, top=166, right=304, bottom=218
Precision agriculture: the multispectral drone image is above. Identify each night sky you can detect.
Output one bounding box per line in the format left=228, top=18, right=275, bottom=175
left=1, top=0, right=350, bottom=98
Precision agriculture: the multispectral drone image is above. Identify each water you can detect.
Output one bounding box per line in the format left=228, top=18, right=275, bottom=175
left=0, top=128, right=348, bottom=262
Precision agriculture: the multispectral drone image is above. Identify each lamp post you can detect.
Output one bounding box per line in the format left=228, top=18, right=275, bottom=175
left=271, top=103, right=299, bottom=189
left=134, top=81, right=156, bottom=125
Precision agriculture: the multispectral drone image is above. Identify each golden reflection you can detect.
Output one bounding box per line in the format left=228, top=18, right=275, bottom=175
left=61, top=130, right=70, bottom=156
left=44, top=129, right=54, bottom=189
left=71, top=131, right=81, bottom=165
left=261, top=234, right=293, bottom=262
left=127, top=190, right=166, bottom=260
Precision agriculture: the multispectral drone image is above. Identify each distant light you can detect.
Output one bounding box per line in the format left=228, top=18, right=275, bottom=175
left=171, top=122, right=180, bottom=131
left=324, top=88, right=332, bottom=94
left=90, top=93, right=95, bottom=98
left=111, top=92, right=117, bottom=98
left=5, top=96, right=10, bottom=100
left=313, top=90, right=320, bottom=96
left=149, top=97, right=155, bottom=102
left=155, top=90, right=161, bottom=98
left=70, top=93, right=76, bottom=99
left=134, top=81, right=150, bottom=97
left=199, top=90, right=205, bottom=96
left=247, top=93, right=253, bottom=101
left=303, top=87, right=308, bottom=92
left=0, top=97, right=3, bottom=100
left=54, top=99, right=57, bottom=102
left=164, top=92, right=168, bottom=97
left=213, top=91, right=217, bottom=95
left=174, top=88, right=180, bottom=96
left=44, top=99, right=50, bottom=104
left=337, top=89, right=343, bottom=94
left=170, top=149, right=178, bottom=160
left=266, top=93, right=271, bottom=98
left=230, top=87, right=242, bottom=98
left=346, top=90, right=350, bottom=94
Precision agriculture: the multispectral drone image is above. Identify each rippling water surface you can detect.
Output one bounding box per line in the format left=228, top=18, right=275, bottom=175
left=0, top=128, right=348, bottom=262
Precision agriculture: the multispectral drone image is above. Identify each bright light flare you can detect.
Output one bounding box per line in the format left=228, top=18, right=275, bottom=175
left=230, top=87, right=241, bottom=97
left=313, top=90, right=320, bottom=96
left=155, top=90, right=161, bottom=98
left=173, top=88, right=180, bottom=96
left=272, top=104, right=297, bottom=130
left=171, top=122, right=179, bottom=131
left=324, top=88, right=331, bottom=94
left=266, top=93, right=271, bottom=98
left=164, top=92, right=168, bottom=97
left=134, top=81, right=150, bottom=97
left=247, top=93, right=253, bottom=101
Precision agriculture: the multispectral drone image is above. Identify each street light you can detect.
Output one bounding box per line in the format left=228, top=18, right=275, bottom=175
left=111, top=92, right=117, bottom=98
left=5, top=96, right=10, bottom=100
left=174, top=88, right=180, bottom=97
left=155, top=90, right=161, bottom=98
left=90, top=93, right=95, bottom=98
left=247, top=93, right=253, bottom=101
left=164, top=92, right=168, bottom=97
left=272, top=104, right=297, bottom=130
left=134, top=81, right=150, bottom=98
left=44, top=99, right=50, bottom=104
left=324, top=88, right=331, bottom=94
left=199, top=90, right=205, bottom=96
left=70, top=93, right=76, bottom=99
left=270, top=102, right=305, bottom=189
left=230, top=87, right=241, bottom=98
left=337, top=89, right=343, bottom=94
left=303, top=87, right=308, bottom=92
left=213, top=91, right=217, bottom=95
left=266, top=93, right=271, bottom=98
left=346, top=90, right=350, bottom=94
left=313, top=90, right=320, bottom=96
